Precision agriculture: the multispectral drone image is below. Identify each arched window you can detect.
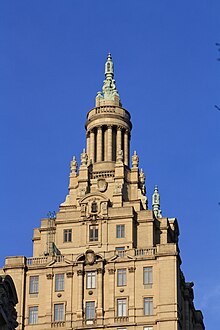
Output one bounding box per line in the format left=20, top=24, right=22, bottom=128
left=107, top=62, right=111, bottom=72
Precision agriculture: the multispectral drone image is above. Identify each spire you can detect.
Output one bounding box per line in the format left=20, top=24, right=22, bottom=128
left=97, top=53, right=120, bottom=101
left=152, top=185, right=162, bottom=218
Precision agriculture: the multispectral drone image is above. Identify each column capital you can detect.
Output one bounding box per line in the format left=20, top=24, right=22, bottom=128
left=117, top=125, right=123, bottom=131
left=46, top=273, right=54, bottom=280
left=77, top=269, right=84, bottom=276
left=107, top=124, right=113, bottom=129
left=128, top=266, right=136, bottom=273
left=66, top=271, right=74, bottom=278
left=108, top=268, right=115, bottom=275
left=97, top=268, right=104, bottom=274
left=97, top=125, right=102, bottom=131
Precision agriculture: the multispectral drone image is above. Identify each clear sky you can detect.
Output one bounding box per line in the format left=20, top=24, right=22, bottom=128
left=0, top=1, right=219, bottom=328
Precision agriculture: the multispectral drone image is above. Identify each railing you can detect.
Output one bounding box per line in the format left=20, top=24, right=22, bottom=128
left=134, top=247, right=156, bottom=257
left=27, top=254, right=73, bottom=266
left=27, top=256, right=49, bottom=265
left=26, top=247, right=157, bottom=266
left=114, top=316, right=129, bottom=322
left=51, top=321, right=65, bottom=327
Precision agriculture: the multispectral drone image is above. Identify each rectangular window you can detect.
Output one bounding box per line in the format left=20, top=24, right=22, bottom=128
left=54, top=303, right=64, bottom=321
left=89, top=225, right=98, bottom=242
left=29, top=306, right=38, bottom=324
left=116, top=225, right=125, bottom=238
left=143, top=267, right=153, bottom=287
left=29, top=276, right=39, bottom=294
left=63, top=229, right=72, bottom=242
left=115, top=247, right=125, bottom=257
left=117, top=299, right=127, bottom=317
left=86, top=272, right=96, bottom=289
left=85, top=301, right=95, bottom=320
left=55, top=274, right=64, bottom=292
left=117, top=269, right=126, bottom=286
left=144, top=297, right=153, bottom=316
left=144, top=327, right=153, bottom=330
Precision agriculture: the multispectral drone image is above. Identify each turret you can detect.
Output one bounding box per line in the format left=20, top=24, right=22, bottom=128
left=85, top=54, right=132, bottom=168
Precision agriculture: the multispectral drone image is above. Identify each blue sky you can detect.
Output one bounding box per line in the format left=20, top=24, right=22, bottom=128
left=0, top=1, right=220, bottom=328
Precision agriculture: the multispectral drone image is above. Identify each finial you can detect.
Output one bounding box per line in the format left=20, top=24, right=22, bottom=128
left=116, top=149, right=123, bottom=163
left=132, top=150, right=139, bottom=168
left=80, top=149, right=88, bottom=166
left=139, top=168, right=146, bottom=195
left=70, top=156, right=78, bottom=176
left=97, top=53, right=120, bottom=101
left=152, top=185, right=162, bottom=218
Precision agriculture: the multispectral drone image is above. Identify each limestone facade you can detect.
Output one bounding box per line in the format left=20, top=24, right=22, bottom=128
left=1, top=54, right=204, bottom=330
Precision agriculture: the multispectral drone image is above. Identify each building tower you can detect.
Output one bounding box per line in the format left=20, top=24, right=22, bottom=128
left=1, top=55, right=205, bottom=330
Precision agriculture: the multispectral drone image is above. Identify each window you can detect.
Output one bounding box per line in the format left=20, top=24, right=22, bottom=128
left=144, top=327, right=153, bottom=330
left=29, top=276, right=39, bottom=294
left=91, top=201, right=98, bottom=213
left=117, top=269, right=126, bottom=286
left=29, top=306, right=38, bottom=324
left=143, top=267, right=153, bottom=287
left=86, top=272, right=96, bottom=289
left=115, top=247, right=125, bottom=257
left=63, top=229, right=72, bottom=242
left=55, top=274, right=64, bottom=291
left=116, top=225, right=125, bottom=238
left=54, top=304, right=64, bottom=321
left=144, top=297, right=153, bottom=316
left=89, top=225, right=98, bottom=242
left=117, top=299, right=127, bottom=317
left=85, top=301, right=95, bottom=320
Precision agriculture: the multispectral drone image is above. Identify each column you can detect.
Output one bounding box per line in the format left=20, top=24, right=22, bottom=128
left=77, top=269, right=84, bottom=318
left=116, top=126, right=122, bottom=156
left=107, top=125, right=112, bottom=161
left=97, top=126, right=103, bottom=162
left=124, top=129, right=129, bottom=166
left=104, top=128, right=108, bottom=161
left=90, top=130, right=95, bottom=163
left=86, top=132, right=90, bottom=161
left=97, top=268, right=104, bottom=317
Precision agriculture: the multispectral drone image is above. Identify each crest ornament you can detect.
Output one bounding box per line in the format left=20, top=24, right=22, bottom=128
left=85, top=250, right=96, bottom=265
left=97, top=178, right=108, bottom=192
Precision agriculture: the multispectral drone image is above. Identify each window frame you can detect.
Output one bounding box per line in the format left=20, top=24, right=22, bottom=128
left=89, top=225, right=99, bottom=242
left=116, top=224, right=125, bottom=238
left=85, top=301, right=95, bottom=320
left=144, top=297, right=153, bottom=316
left=55, top=273, right=64, bottom=292
left=117, top=298, right=127, bottom=317
left=29, top=306, right=38, bottom=324
left=143, top=267, right=153, bottom=287
left=117, top=269, right=126, bottom=287
left=115, top=247, right=125, bottom=257
left=63, top=229, right=72, bottom=243
left=86, top=271, right=96, bottom=289
left=54, top=303, right=64, bottom=322
left=29, top=276, right=39, bottom=294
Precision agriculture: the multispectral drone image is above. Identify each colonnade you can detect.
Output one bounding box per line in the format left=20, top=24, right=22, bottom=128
left=86, top=125, right=130, bottom=166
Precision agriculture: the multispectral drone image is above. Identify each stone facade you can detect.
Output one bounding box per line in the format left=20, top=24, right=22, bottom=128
left=1, top=54, right=204, bottom=330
